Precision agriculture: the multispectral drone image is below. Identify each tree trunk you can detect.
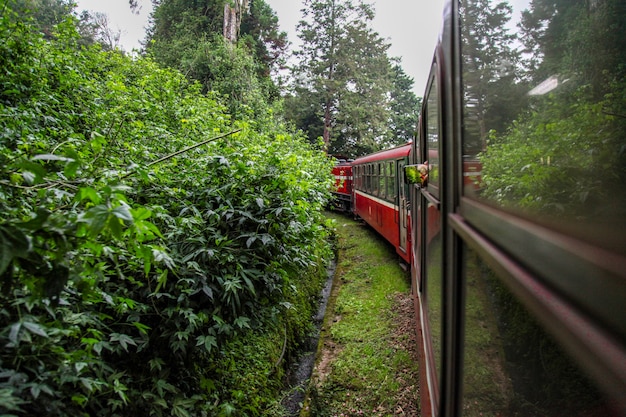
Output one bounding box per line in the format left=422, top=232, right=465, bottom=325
left=223, top=3, right=238, bottom=43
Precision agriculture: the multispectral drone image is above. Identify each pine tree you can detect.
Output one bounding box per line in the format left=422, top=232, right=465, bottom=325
left=291, top=0, right=393, bottom=156
left=461, top=0, right=518, bottom=149
left=387, top=62, right=420, bottom=146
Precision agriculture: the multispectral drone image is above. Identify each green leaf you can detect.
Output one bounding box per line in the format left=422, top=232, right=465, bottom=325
left=15, top=161, right=47, bottom=185
left=110, top=333, right=137, bottom=352
left=132, top=321, right=151, bottom=335
left=77, top=187, right=101, bottom=204
left=22, top=321, right=48, bottom=338
left=0, top=226, right=31, bottom=275
left=130, top=207, right=152, bottom=221
left=149, top=358, right=165, bottom=372
left=8, top=322, right=21, bottom=345
left=112, top=204, right=133, bottom=222
left=108, top=216, right=123, bottom=240
left=195, top=335, right=217, bottom=353
left=154, top=269, right=169, bottom=293
left=79, top=204, right=111, bottom=237
left=233, top=316, right=251, bottom=330
left=18, top=208, right=51, bottom=231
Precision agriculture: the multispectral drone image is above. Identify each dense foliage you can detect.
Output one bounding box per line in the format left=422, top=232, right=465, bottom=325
left=465, top=0, right=626, bottom=220
left=146, top=0, right=287, bottom=120
left=0, top=4, right=333, bottom=416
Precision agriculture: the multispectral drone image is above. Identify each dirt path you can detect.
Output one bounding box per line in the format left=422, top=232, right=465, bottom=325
left=300, top=213, right=421, bottom=416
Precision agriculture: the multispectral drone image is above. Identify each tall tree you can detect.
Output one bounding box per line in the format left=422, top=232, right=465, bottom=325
left=146, top=0, right=287, bottom=118
left=387, top=62, right=420, bottom=145
left=460, top=0, right=519, bottom=149
left=11, top=0, right=74, bottom=38
left=291, top=0, right=393, bottom=156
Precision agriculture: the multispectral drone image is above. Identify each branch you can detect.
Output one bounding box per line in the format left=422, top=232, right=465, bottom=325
left=602, top=110, right=626, bottom=120
left=121, top=128, right=242, bottom=179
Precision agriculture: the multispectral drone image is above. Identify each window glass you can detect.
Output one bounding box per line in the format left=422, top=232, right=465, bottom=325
left=387, top=161, right=396, bottom=200
left=426, top=75, right=440, bottom=193
left=460, top=0, right=626, bottom=246
left=462, top=247, right=616, bottom=416
left=379, top=163, right=386, bottom=199
left=372, top=163, right=376, bottom=195
left=425, top=201, right=442, bottom=384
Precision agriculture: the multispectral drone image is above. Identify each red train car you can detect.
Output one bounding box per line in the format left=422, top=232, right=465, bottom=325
left=330, top=159, right=353, bottom=212
left=351, top=143, right=412, bottom=264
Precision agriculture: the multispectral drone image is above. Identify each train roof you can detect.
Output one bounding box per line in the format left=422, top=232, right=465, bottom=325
left=352, top=142, right=412, bottom=164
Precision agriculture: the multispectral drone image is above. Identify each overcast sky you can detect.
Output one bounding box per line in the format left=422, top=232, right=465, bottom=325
left=74, top=0, right=447, bottom=96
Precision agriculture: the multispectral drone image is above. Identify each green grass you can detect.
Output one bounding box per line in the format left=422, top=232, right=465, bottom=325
left=302, top=212, right=419, bottom=416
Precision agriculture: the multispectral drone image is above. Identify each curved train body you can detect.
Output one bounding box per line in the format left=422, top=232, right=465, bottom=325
left=351, top=143, right=412, bottom=264
left=331, top=1, right=626, bottom=415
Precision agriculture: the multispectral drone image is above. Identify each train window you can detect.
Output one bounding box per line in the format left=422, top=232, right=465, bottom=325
left=372, top=163, right=376, bottom=195
left=379, top=162, right=386, bottom=199
left=425, top=74, right=440, bottom=196
left=387, top=161, right=396, bottom=201
left=365, top=164, right=371, bottom=193
left=460, top=0, right=626, bottom=251
left=425, top=200, right=442, bottom=388
left=461, top=247, right=618, bottom=417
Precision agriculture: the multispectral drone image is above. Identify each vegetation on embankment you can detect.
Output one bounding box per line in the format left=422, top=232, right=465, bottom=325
left=0, top=6, right=333, bottom=417
left=302, top=212, right=420, bottom=416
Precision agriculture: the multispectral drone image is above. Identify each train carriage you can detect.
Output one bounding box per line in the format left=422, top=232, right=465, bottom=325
left=330, top=159, right=353, bottom=212
left=351, top=143, right=412, bottom=264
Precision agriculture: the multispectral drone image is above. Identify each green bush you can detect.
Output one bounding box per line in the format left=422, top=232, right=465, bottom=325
left=0, top=6, right=333, bottom=416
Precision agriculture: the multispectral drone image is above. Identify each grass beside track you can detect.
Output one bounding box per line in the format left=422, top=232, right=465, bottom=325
left=301, top=212, right=420, bottom=416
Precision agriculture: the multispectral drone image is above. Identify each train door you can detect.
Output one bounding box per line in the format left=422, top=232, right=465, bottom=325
left=413, top=64, right=444, bottom=416
left=397, top=159, right=408, bottom=255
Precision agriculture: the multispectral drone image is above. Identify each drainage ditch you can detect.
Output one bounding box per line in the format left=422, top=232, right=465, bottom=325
left=281, top=258, right=337, bottom=416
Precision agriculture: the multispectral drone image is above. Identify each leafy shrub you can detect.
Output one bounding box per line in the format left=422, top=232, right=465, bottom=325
left=0, top=6, right=333, bottom=416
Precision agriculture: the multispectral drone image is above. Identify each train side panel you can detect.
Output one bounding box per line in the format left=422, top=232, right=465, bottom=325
left=352, top=143, right=412, bottom=264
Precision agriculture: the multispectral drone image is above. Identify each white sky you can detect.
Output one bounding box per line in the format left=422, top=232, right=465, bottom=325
left=74, top=0, right=447, bottom=96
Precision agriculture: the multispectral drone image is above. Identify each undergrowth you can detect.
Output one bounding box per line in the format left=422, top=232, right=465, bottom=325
left=303, top=212, right=419, bottom=416
left=0, top=5, right=333, bottom=416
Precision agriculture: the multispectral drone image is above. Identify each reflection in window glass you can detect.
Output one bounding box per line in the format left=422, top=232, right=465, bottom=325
left=462, top=248, right=616, bottom=417
left=379, top=163, right=386, bottom=199
left=426, top=203, right=442, bottom=383
left=426, top=76, right=440, bottom=191
left=387, top=161, right=396, bottom=200
left=461, top=0, right=626, bottom=234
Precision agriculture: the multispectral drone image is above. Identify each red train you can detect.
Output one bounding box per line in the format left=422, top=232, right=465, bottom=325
left=332, top=143, right=412, bottom=263
left=331, top=0, right=626, bottom=415
left=330, top=159, right=353, bottom=212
